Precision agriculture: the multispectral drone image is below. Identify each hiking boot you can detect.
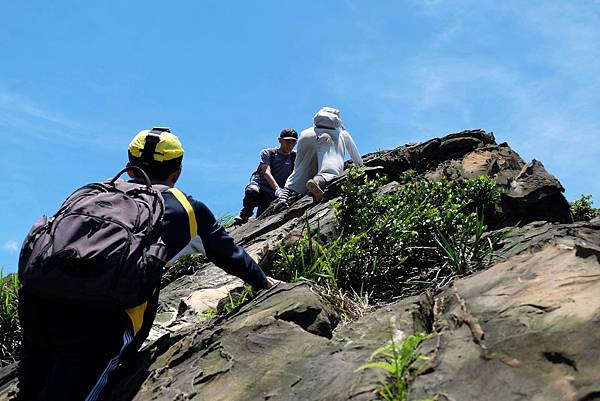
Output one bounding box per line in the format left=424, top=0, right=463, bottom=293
left=306, top=179, right=324, bottom=202
left=271, top=198, right=290, bottom=213
left=271, top=188, right=298, bottom=212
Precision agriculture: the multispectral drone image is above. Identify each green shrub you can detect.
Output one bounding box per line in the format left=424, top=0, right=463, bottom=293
left=273, top=221, right=362, bottom=286
left=357, top=332, right=431, bottom=401
left=400, top=169, right=417, bottom=183
left=217, top=212, right=237, bottom=227
left=435, top=213, right=512, bottom=275
left=571, top=194, right=597, bottom=221
left=0, top=270, right=21, bottom=366
left=334, top=167, right=389, bottom=235
left=273, top=168, right=503, bottom=300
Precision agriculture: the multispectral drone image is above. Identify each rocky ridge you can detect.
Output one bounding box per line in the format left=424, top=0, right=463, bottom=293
left=2, top=129, right=599, bottom=401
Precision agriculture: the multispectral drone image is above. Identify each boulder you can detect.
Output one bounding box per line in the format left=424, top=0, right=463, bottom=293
left=104, top=283, right=433, bottom=401
left=99, top=221, right=600, bottom=401
left=409, top=220, right=600, bottom=401
left=0, top=129, right=584, bottom=401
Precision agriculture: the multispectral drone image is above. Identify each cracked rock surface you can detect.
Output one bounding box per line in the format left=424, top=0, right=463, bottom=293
left=409, top=221, right=600, bottom=401
left=105, top=221, right=600, bottom=401
left=106, top=283, right=431, bottom=401
left=2, top=129, right=591, bottom=401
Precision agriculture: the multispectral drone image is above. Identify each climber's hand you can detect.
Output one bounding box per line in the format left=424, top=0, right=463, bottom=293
left=266, top=276, right=282, bottom=289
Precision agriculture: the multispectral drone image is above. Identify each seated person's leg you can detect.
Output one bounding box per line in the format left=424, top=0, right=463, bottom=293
left=285, top=131, right=317, bottom=196
left=236, top=183, right=261, bottom=223
left=256, top=190, right=276, bottom=217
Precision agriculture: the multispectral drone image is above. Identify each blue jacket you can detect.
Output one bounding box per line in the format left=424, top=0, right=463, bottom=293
left=125, top=186, right=267, bottom=347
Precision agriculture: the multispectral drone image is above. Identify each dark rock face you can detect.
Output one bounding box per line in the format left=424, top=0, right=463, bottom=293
left=98, top=283, right=435, bottom=401
left=363, top=129, right=572, bottom=228
left=0, top=129, right=585, bottom=401
left=363, top=130, right=496, bottom=176
left=409, top=221, right=600, bottom=401
left=502, top=160, right=572, bottom=226
left=107, top=222, right=600, bottom=401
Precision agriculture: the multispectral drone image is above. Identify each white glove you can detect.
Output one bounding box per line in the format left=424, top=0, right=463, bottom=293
left=275, top=187, right=285, bottom=198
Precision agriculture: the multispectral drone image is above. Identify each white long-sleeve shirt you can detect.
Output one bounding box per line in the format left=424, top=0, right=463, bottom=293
left=284, top=126, right=363, bottom=194
left=316, top=128, right=363, bottom=180
left=341, top=130, right=363, bottom=167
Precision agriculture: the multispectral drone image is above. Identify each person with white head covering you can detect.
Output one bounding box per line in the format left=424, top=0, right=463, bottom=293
left=276, top=107, right=363, bottom=206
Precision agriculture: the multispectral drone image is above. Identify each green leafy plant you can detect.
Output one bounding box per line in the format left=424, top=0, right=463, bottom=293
left=224, top=285, right=254, bottom=314
left=273, top=168, right=504, bottom=300
left=0, top=269, right=21, bottom=366
left=571, top=194, right=597, bottom=221
left=458, top=175, right=501, bottom=213
left=400, top=169, right=417, bottom=183
left=357, top=332, right=431, bottom=401
left=197, top=287, right=255, bottom=323
left=435, top=212, right=511, bottom=275
left=199, top=308, right=217, bottom=322
left=273, top=220, right=366, bottom=287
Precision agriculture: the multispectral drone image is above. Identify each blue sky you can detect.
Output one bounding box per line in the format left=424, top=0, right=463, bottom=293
left=1, top=1, right=599, bottom=274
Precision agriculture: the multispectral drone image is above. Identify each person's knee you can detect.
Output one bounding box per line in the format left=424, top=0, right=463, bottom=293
left=245, top=183, right=260, bottom=194
left=244, top=184, right=260, bottom=199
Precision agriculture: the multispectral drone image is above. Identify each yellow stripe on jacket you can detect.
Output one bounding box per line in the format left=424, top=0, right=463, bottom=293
left=125, top=187, right=196, bottom=335
left=125, top=301, right=148, bottom=335
left=168, top=187, right=198, bottom=238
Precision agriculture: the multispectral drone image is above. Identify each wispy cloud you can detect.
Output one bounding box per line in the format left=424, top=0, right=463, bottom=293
left=406, top=10, right=599, bottom=198
left=0, top=88, right=71, bottom=126
left=430, top=20, right=464, bottom=48
left=2, top=240, right=18, bottom=254
left=0, top=84, right=124, bottom=152
left=0, top=85, right=78, bottom=141
left=324, top=1, right=600, bottom=200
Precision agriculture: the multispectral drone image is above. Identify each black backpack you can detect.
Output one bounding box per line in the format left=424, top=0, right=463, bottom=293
left=18, top=166, right=168, bottom=308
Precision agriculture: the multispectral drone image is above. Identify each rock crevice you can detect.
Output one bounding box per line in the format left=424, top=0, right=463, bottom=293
left=3, top=129, right=596, bottom=401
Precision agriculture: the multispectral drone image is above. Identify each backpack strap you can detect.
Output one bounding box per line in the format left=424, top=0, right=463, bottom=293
left=168, top=188, right=198, bottom=239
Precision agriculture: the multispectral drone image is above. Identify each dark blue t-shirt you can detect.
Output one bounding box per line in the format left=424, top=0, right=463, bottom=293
left=251, top=148, right=295, bottom=193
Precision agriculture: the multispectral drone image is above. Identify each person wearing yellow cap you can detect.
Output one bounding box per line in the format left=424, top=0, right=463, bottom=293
left=16, top=127, right=277, bottom=401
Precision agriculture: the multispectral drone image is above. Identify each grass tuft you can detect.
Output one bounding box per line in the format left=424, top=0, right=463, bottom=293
left=0, top=269, right=21, bottom=366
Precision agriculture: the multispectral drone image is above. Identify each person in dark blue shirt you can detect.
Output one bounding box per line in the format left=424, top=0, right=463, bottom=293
left=234, top=128, right=297, bottom=224
left=16, top=127, right=277, bottom=401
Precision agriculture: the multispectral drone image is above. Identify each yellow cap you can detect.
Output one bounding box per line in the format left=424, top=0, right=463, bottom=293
left=128, top=129, right=184, bottom=162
